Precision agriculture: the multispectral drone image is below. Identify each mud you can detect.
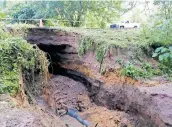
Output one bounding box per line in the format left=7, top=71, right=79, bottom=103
left=42, top=75, right=92, bottom=113
left=41, top=74, right=158, bottom=127
left=0, top=94, right=66, bottom=127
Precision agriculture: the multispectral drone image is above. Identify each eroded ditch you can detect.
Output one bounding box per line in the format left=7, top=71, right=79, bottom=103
left=25, top=28, right=171, bottom=127
left=31, top=43, right=158, bottom=127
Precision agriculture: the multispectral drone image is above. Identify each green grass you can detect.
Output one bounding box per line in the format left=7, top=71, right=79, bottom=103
left=62, top=28, right=150, bottom=73
left=64, top=28, right=148, bottom=48
left=64, top=28, right=171, bottom=79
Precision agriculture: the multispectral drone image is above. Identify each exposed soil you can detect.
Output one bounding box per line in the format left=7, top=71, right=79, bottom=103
left=23, top=28, right=172, bottom=127
left=80, top=106, right=155, bottom=127
left=41, top=74, right=158, bottom=127
left=62, top=63, right=163, bottom=87
left=0, top=94, right=66, bottom=127
left=26, top=28, right=79, bottom=48
left=42, top=75, right=92, bottom=113
left=26, top=28, right=159, bottom=73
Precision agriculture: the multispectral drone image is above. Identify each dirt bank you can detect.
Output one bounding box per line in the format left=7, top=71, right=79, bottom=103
left=25, top=28, right=172, bottom=127
left=26, top=28, right=158, bottom=73
left=41, top=75, right=158, bottom=127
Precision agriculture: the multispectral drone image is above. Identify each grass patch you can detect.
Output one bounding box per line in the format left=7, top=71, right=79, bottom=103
left=64, top=28, right=150, bottom=72
left=65, top=28, right=147, bottom=47
left=120, top=62, right=162, bottom=79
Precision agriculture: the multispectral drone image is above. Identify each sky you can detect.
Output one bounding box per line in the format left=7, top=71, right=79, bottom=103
left=120, top=0, right=155, bottom=23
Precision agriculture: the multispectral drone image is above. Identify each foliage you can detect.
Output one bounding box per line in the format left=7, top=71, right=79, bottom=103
left=0, top=0, right=6, bottom=8
left=116, top=58, right=161, bottom=79
left=10, top=1, right=122, bottom=27
left=141, top=20, right=172, bottom=47
left=121, top=63, right=160, bottom=79
left=84, top=1, right=121, bottom=28
left=138, top=1, right=172, bottom=78
left=0, top=23, right=48, bottom=95
left=96, top=44, right=108, bottom=63
left=69, top=28, right=143, bottom=48
left=44, top=20, right=57, bottom=27
left=0, top=22, right=9, bottom=39
left=0, top=7, right=7, bottom=20
left=55, top=1, right=88, bottom=27
left=78, top=36, right=94, bottom=56
left=121, top=63, right=144, bottom=79
left=69, top=28, right=146, bottom=71
left=78, top=35, right=108, bottom=72
left=140, top=1, right=172, bottom=46
left=12, top=6, right=35, bottom=23
left=6, top=22, right=36, bottom=32
left=66, top=28, right=170, bottom=78
left=0, top=11, right=6, bottom=18
left=10, top=1, right=56, bottom=24
left=70, top=28, right=144, bottom=59
left=154, top=1, right=172, bottom=20
left=152, top=46, right=172, bottom=75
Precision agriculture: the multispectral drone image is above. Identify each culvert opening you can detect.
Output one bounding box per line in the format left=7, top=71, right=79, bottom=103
left=34, top=43, right=159, bottom=127
left=37, top=43, right=73, bottom=72
left=37, top=44, right=93, bottom=85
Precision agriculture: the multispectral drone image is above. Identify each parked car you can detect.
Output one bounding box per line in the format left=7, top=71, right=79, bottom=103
left=110, top=20, right=140, bottom=29
left=110, top=24, right=119, bottom=29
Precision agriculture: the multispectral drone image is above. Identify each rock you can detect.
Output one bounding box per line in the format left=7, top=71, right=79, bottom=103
left=109, top=116, right=113, bottom=119
left=59, top=100, right=64, bottom=104
left=57, top=109, right=67, bottom=116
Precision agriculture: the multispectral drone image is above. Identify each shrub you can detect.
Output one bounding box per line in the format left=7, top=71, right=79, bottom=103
left=0, top=24, right=48, bottom=95
left=153, top=46, right=172, bottom=75
left=119, top=61, right=160, bottom=79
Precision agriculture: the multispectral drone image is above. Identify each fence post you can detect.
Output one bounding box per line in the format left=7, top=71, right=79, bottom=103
left=39, top=19, right=43, bottom=27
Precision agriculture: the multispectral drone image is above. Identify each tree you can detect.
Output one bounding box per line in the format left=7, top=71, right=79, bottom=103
left=120, top=1, right=138, bottom=15
left=10, top=1, right=122, bottom=28
left=55, top=1, right=90, bottom=27
left=85, top=1, right=121, bottom=28
left=0, top=0, right=7, bottom=8
left=56, top=1, right=121, bottom=27
left=149, top=1, right=172, bottom=45
left=139, top=1, right=172, bottom=47
left=13, top=6, right=35, bottom=23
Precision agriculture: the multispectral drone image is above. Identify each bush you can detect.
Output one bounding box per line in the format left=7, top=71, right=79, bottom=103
left=119, top=61, right=161, bottom=79
left=152, top=46, right=172, bottom=75
left=0, top=24, right=48, bottom=95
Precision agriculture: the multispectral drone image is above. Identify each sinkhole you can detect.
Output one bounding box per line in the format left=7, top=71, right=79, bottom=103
left=25, top=28, right=163, bottom=127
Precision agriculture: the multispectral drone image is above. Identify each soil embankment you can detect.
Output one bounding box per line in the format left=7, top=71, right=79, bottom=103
left=25, top=28, right=172, bottom=127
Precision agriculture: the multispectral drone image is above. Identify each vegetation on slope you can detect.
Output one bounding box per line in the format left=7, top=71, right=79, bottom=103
left=1, top=0, right=172, bottom=81
left=64, top=27, right=172, bottom=79
left=65, top=28, right=143, bottom=62
left=0, top=22, right=48, bottom=95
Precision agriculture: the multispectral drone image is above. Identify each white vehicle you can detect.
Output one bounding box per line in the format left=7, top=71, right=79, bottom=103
left=117, top=21, right=140, bottom=29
